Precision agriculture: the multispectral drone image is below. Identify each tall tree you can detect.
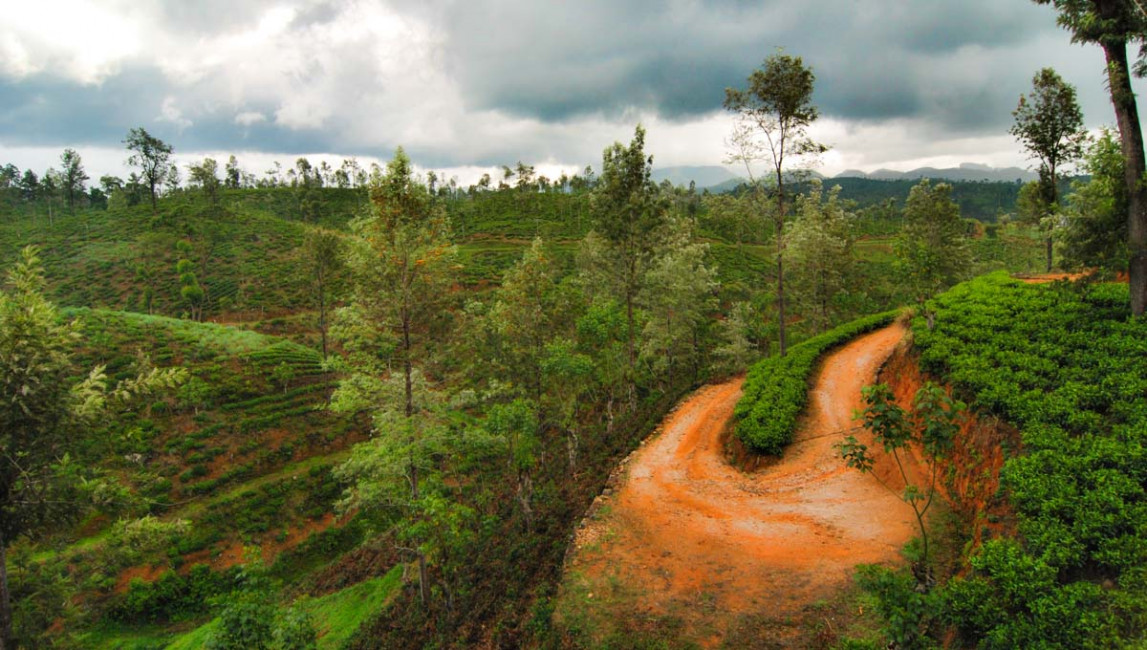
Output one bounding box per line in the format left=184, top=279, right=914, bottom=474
left=302, top=228, right=344, bottom=359
left=330, top=147, right=456, bottom=606
left=639, top=220, right=718, bottom=383
left=1036, top=0, right=1147, bottom=313
left=59, top=149, right=88, bottom=215
left=187, top=158, right=221, bottom=211
left=123, top=127, right=173, bottom=214
left=0, top=165, right=16, bottom=193
left=895, top=179, right=972, bottom=325
left=725, top=52, right=825, bottom=356
left=0, top=247, right=183, bottom=648
left=1061, top=128, right=1130, bottom=270
left=487, top=238, right=559, bottom=402
left=40, top=170, right=60, bottom=226
left=788, top=180, right=857, bottom=333
left=18, top=170, right=38, bottom=204
left=588, top=125, right=668, bottom=380
left=1010, top=67, right=1088, bottom=271
left=224, top=155, right=241, bottom=189
left=164, top=164, right=181, bottom=195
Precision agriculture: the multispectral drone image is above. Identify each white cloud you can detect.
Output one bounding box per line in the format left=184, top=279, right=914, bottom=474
left=234, top=111, right=267, bottom=127
left=0, top=0, right=141, bottom=83
left=157, top=97, right=193, bottom=131
left=0, top=1, right=1136, bottom=176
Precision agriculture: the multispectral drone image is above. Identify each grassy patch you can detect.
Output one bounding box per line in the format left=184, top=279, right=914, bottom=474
left=157, top=566, right=401, bottom=650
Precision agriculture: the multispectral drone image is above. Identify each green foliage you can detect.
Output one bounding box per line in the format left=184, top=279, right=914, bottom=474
left=856, top=565, right=940, bottom=648
left=0, top=246, right=184, bottom=594
left=273, top=606, right=318, bottom=650
left=8, top=546, right=77, bottom=648
left=788, top=180, right=857, bottom=333
left=111, top=565, right=235, bottom=623
left=894, top=179, right=972, bottom=307
left=588, top=124, right=669, bottom=373
left=734, top=310, right=897, bottom=454
left=913, top=273, right=1147, bottom=645
left=943, top=540, right=1118, bottom=648
left=842, top=382, right=962, bottom=583
left=638, top=220, right=718, bottom=381
left=1060, top=128, right=1129, bottom=272
left=207, top=590, right=277, bottom=650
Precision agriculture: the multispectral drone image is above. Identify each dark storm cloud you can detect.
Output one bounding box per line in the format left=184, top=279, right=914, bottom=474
left=0, top=67, right=170, bottom=146
left=441, top=0, right=1069, bottom=133
left=0, top=0, right=1122, bottom=170
left=0, top=67, right=335, bottom=157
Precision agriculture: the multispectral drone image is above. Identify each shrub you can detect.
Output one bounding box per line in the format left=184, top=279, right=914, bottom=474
left=734, top=310, right=899, bottom=454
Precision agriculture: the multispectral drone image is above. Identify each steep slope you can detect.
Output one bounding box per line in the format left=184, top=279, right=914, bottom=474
left=557, top=324, right=921, bottom=647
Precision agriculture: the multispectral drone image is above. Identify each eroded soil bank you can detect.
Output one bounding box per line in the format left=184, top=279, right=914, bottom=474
left=558, top=324, right=923, bottom=647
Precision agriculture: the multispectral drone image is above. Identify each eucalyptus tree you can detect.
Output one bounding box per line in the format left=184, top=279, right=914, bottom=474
left=224, top=155, right=241, bottom=189
left=895, top=180, right=972, bottom=325
left=788, top=180, right=856, bottom=333
left=1010, top=67, right=1088, bottom=271
left=123, top=127, right=173, bottom=214
left=587, top=125, right=668, bottom=380
left=725, top=52, right=826, bottom=355
left=487, top=238, right=559, bottom=402
left=639, top=219, right=718, bottom=383
left=329, top=148, right=457, bottom=606
left=301, top=228, right=344, bottom=359
left=59, top=149, right=88, bottom=214
left=1035, top=0, right=1147, bottom=313
left=187, top=158, right=222, bottom=211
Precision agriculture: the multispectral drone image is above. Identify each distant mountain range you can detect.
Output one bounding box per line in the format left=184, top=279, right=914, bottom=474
left=652, top=162, right=1037, bottom=191
left=650, top=165, right=739, bottom=188
left=835, top=163, right=1037, bottom=183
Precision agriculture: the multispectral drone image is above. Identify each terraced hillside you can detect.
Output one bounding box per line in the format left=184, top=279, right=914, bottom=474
left=20, top=308, right=385, bottom=648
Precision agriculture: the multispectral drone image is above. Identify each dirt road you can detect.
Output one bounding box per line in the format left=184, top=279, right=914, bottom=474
left=562, top=324, right=919, bottom=646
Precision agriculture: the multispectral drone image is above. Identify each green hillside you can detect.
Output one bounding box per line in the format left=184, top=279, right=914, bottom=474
left=0, top=171, right=1054, bottom=649
left=839, top=274, right=1147, bottom=647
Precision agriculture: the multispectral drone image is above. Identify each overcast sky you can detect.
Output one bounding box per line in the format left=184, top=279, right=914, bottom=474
left=0, top=0, right=1135, bottom=185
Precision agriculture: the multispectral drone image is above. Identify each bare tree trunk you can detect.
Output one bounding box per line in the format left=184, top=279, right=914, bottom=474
left=0, top=532, right=11, bottom=650
left=1045, top=236, right=1053, bottom=274
left=775, top=171, right=788, bottom=357
left=566, top=427, right=579, bottom=471
left=401, top=302, right=428, bottom=607
left=517, top=472, right=534, bottom=528
left=1102, top=38, right=1147, bottom=315
left=626, top=284, right=636, bottom=372
left=318, top=272, right=328, bottom=359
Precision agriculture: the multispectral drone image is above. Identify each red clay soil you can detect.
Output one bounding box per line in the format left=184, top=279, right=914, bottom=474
left=1017, top=272, right=1087, bottom=284
left=880, top=342, right=1019, bottom=556
left=1018, top=271, right=1131, bottom=284
left=564, top=324, right=923, bottom=646
left=114, top=513, right=342, bottom=593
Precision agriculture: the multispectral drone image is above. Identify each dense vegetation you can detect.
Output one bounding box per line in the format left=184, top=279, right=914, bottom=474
left=2, top=71, right=1104, bottom=647
left=733, top=310, right=897, bottom=454
left=0, top=141, right=1055, bottom=648
left=842, top=274, right=1147, bottom=647
left=913, top=274, right=1147, bottom=646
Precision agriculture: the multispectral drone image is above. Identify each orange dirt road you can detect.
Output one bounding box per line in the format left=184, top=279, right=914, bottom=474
left=564, top=324, right=919, bottom=646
